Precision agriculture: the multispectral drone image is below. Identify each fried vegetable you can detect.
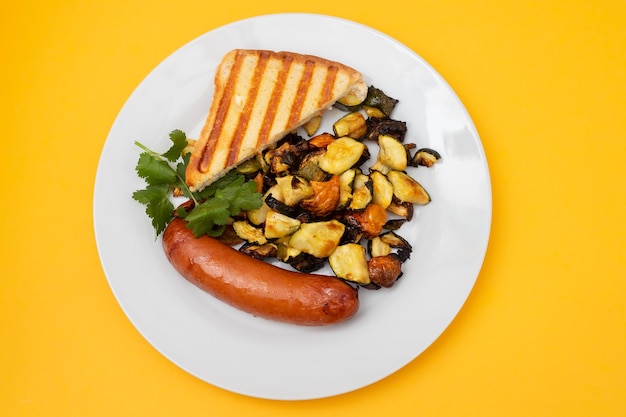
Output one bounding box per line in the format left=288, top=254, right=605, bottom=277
left=333, top=112, right=367, bottom=139
left=239, top=242, right=278, bottom=259
left=380, top=231, right=412, bottom=262
left=308, top=132, right=335, bottom=150
left=289, top=220, right=346, bottom=258
left=265, top=194, right=311, bottom=222
left=363, top=86, right=398, bottom=117
left=267, top=137, right=310, bottom=175
left=264, top=210, right=301, bottom=239
left=338, top=168, right=356, bottom=209
left=368, top=254, right=403, bottom=287
left=287, top=252, right=327, bottom=273
left=336, top=82, right=368, bottom=107
left=296, top=150, right=330, bottom=182
left=318, top=137, right=366, bottom=175
left=386, top=197, right=414, bottom=221
left=362, top=105, right=386, bottom=118
left=300, top=175, right=341, bottom=218
left=303, top=115, right=322, bottom=136
left=364, top=117, right=407, bottom=142
left=410, top=147, right=442, bottom=167
left=348, top=173, right=373, bottom=211
left=275, top=175, right=314, bottom=206
left=369, top=236, right=391, bottom=257
left=329, top=244, right=370, bottom=284
left=370, top=170, right=394, bottom=209
left=247, top=184, right=282, bottom=225
left=387, top=170, right=431, bottom=205
left=232, top=220, right=267, bottom=245
left=383, top=218, right=407, bottom=231
left=341, top=203, right=387, bottom=239
left=377, top=134, right=408, bottom=171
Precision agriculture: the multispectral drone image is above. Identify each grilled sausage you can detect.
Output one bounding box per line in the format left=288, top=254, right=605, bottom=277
left=162, top=218, right=359, bottom=326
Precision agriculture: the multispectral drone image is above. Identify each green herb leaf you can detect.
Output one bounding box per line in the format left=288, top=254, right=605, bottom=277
left=135, top=152, right=178, bottom=185
left=184, top=198, right=231, bottom=237
left=215, top=176, right=263, bottom=215
left=132, top=184, right=174, bottom=237
left=133, top=130, right=263, bottom=238
left=162, top=129, right=188, bottom=162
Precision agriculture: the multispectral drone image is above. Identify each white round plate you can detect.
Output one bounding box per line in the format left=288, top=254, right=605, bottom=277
left=94, top=13, right=491, bottom=400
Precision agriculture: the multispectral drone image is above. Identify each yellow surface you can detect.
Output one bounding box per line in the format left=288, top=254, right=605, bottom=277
left=2, top=0, right=625, bottom=415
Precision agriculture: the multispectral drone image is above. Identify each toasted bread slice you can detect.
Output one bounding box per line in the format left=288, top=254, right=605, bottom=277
left=186, top=49, right=367, bottom=192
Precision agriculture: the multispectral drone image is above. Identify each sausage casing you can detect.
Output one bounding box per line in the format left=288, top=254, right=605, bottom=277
left=162, top=218, right=359, bottom=326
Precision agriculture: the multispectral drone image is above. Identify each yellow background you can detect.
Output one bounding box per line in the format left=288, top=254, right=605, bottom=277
left=2, top=0, right=625, bottom=415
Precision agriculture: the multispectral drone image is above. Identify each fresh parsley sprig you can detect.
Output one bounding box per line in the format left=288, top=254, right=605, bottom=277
left=132, top=129, right=262, bottom=238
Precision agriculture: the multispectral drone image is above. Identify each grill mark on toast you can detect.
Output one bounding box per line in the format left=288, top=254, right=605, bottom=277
left=258, top=54, right=293, bottom=147
left=287, top=59, right=315, bottom=127
left=321, top=65, right=339, bottom=106
left=199, top=52, right=245, bottom=172
left=226, top=51, right=270, bottom=167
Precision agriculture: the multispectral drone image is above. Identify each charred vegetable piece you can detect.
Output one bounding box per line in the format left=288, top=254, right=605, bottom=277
left=387, top=170, right=431, bottom=205
left=267, top=138, right=310, bottom=175
left=333, top=112, right=367, bottom=139
left=340, top=224, right=364, bottom=245
left=342, top=203, right=387, bottom=239
left=370, top=170, right=394, bottom=209
left=289, top=220, right=345, bottom=258
left=236, top=157, right=263, bottom=175
left=368, top=254, right=403, bottom=287
left=364, top=117, right=407, bottom=142
left=387, top=197, right=414, bottom=221
left=308, top=132, right=335, bottom=150
left=300, top=175, right=341, bottom=218
left=368, top=159, right=391, bottom=175
left=239, top=242, right=278, bottom=259
left=369, top=236, right=392, bottom=257
left=275, top=236, right=302, bottom=262
left=275, top=175, right=314, bottom=206
left=377, top=135, right=408, bottom=171
left=383, top=218, right=407, bottom=231
left=336, top=82, right=368, bottom=107
left=380, top=231, right=413, bottom=262
left=348, top=173, right=373, bottom=211
left=329, top=243, right=370, bottom=284
left=247, top=185, right=282, bottom=225
left=296, top=150, right=330, bottom=182
left=265, top=194, right=311, bottom=222
left=287, top=252, right=327, bottom=273
left=338, top=168, right=356, bottom=209
left=410, top=147, right=442, bottom=167
left=232, top=220, right=267, bottom=245
left=363, top=86, right=398, bottom=117
left=264, top=210, right=301, bottom=239
left=318, top=137, right=366, bottom=175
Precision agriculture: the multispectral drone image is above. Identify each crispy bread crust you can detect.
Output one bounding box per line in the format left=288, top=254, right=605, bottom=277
left=186, top=49, right=366, bottom=192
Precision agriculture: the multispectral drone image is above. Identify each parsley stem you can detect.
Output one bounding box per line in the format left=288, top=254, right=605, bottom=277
left=134, top=140, right=198, bottom=205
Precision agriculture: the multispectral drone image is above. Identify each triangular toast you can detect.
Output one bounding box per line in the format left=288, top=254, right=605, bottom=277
left=186, top=49, right=367, bottom=192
